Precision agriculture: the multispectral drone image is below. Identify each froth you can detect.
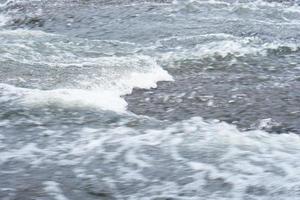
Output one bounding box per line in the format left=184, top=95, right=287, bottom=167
left=0, top=65, right=172, bottom=113
left=1, top=116, right=300, bottom=199
left=0, top=30, right=173, bottom=113
left=0, top=14, right=8, bottom=26
left=158, top=35, right=300, bottom=65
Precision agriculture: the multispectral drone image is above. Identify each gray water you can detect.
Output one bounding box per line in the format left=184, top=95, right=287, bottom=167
left=1, top=0, right=300, bottom=199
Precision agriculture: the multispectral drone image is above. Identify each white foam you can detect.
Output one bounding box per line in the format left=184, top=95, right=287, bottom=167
left=0, top=142, right=49, bottom=165
left=179, top=0, right=300, bottom=14
left=1, top=115, right=300, bottom=199
left=234, top=0, right=300, bottom=14
left=22, top=88, right=129, bottom=113
left=0, top=64, right=172, bottom=113
left=0, top=30, right=173, bottom=113
left=43, top=181, right=69, bottom=200
left=55, top=118, right=300, bottom=198
left=0, top=14, right=8, bottom=26
left=158, top=35, right=300, bottom=64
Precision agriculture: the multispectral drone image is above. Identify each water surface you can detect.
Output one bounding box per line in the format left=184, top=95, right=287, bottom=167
left=1, top=0, right=300, bottom=199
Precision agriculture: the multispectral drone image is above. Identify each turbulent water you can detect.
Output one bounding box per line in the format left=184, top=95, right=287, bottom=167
left=1, top=0, right=300, bottom=199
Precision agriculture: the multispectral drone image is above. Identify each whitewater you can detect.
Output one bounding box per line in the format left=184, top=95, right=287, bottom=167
left=0, top=0, right=300, bottom=199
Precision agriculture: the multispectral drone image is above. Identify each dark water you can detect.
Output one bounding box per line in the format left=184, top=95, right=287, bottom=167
left=1, top=0, right=300, bottom=199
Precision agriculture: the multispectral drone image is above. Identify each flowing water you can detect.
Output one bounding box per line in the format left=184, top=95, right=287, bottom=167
left=1, top=0, right=300, bottom=199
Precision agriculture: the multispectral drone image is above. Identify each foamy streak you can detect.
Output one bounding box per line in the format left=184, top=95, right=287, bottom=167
left=177, top=0, right=300, bottom=14
left=1, top=117, right=300, bottom=199
left=157, top=35, right=299, bottom=64
left=0, top=29, right=140, bottom=65
left=1, top=30, right=298, bottom=68
left=232, top=0, right=300, bottom=14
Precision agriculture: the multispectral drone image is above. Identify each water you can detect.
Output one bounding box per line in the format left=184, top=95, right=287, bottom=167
left=0, top=0, right=300, bottom=199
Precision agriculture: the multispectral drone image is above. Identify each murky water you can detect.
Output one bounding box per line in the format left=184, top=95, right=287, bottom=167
left=0, top=0, right=300, bottom=199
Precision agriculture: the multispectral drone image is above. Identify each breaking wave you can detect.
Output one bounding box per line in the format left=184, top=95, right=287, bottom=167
left=0, top=30, right=172, bottom=112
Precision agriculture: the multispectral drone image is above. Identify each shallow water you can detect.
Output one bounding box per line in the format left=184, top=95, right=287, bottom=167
left=0, top=0, right=300, bottom=199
